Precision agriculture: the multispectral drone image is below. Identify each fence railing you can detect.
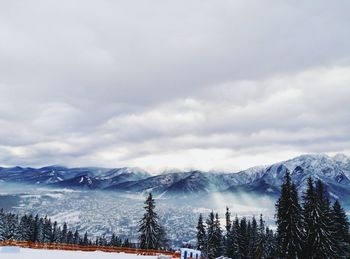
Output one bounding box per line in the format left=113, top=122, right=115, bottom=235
left=0, top=240, right=181, bottom=258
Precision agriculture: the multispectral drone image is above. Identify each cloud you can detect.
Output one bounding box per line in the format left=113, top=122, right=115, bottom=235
left=0, top=0, right=349, bottom=171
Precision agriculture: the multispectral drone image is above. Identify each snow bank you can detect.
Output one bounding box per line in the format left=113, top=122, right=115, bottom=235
left=0, top=247, right=157, bottom=259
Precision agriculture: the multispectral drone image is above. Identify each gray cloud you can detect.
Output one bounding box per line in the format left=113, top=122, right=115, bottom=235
left=0, top=0, right=350, bottom=171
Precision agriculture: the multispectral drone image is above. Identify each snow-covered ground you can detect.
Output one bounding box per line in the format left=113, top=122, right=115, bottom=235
left=0, top=247, right=158, bottom=259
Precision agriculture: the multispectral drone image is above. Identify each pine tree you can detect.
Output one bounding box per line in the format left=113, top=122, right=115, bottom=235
left=18, top=215, right=32, bottom=241
left=98, top=234, right=107, bottom=246
left=238, top=217, right=249, bottom=259
left=301, top=177, right=336, bottom=258
left=302, top=176, right=317, bottom=258
left=83, top=232, right=89, bottom=246
left=32, top=215, right=39, bottom=242
left=37, top=217, right=44, bottom=242
left=7, top=213, right=18, bottom=240
left=224, top=207, right=231, bottom=257
left=0, top=209, right=5, bottom=241
left=138, top=193, right=163, bottom=250
left=196, top=214, right=206, bottom=255
left=256, top=214, right=266, bottom=258
left=67, top=230, right=74, bottom=244
left=51, top=221, right=58, bottom=243
left=56, top=226, right=62, bottom=244
left=43, top=217, right=52, bottom=243
left=249, top=216, right=259, bottom=258
left=123, top=238, right=130, bottom=247
left=312, top=180, right=337, bottom=258
left=331, top=200, right=350, bottom=258
left=227, top=215, right=239, bottom=258
left=206, top=211, right=219, bottom=259
left=73, top=230, right=80, bottom=245
left=275, top=170, right=304, bottom=259
left=213, top=213, right=223, bottom=257
left=61, top=222, right=68, bottom=244
left=265, top=227, right=277, bottom=258
left=110, top=233, right=116, bottom=246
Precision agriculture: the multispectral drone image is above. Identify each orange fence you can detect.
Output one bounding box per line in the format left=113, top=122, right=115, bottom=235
left=0, top=240, right=180, bottom=258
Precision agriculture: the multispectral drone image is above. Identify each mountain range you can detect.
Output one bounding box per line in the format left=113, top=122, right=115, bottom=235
left=1, top=154, right=350, bottom=203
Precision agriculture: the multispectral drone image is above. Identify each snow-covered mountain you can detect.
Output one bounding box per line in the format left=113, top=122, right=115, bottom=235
left=0, top=166, right=150, bottom=189
left=234, top=154, right=350, bottom=200
left=0, top=154, right=350, bottom=201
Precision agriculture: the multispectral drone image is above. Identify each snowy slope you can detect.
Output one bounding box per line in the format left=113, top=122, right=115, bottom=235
left=0, top=247, right=158, bottom=259
left=249, top=154, right=350, bottom=198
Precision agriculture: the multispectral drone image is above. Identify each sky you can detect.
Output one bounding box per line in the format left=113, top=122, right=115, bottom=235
left=0, top=0, right=350, bottom=173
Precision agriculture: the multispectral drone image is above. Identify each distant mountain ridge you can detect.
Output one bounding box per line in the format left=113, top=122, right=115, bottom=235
left=0, top=154, right=350, bottom=204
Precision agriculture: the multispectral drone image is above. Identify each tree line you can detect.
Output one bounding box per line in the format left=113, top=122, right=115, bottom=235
left=0, top=209, right=133, bottom=248
left=196, top=171, right=350, bottom=259
left=196, top=208, right=276, bottom=258
left=0, top=192, right=169, bottom=251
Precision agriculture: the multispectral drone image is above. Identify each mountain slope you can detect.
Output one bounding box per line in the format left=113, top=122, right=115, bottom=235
left=0, top=154, right=349, bottom=201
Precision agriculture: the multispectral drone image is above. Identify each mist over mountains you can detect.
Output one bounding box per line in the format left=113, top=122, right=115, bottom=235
left=0, top=154, right=349, bottom=204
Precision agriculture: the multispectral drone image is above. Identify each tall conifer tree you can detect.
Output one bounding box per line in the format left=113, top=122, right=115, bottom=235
left=312, top=180, right=336, bottom=258
left=227, top=215, right=239, bottom=258
left=138, top=193, right=162, bottom=250
left=331, top=200, right=350, bottom=258
left=196, top=213, right=206, bottom=254
left=275, top=170, right=304, bottom=259
left=224, top=207, right=231, bottom=256
left=238, top=217, right=249, bottom=258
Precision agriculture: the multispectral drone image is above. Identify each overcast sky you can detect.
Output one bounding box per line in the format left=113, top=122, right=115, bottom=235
left=0, top=0, right=350, bottom=172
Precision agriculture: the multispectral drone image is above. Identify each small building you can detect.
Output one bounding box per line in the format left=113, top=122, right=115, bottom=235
left=180, top=248, right=201, bottom=259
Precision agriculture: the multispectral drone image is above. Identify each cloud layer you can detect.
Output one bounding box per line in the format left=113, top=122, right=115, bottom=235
left=1, top=0, right=350, bottom=172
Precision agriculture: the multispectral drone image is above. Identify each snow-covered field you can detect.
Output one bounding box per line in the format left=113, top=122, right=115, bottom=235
left=0, top=247, right=157, bottom=259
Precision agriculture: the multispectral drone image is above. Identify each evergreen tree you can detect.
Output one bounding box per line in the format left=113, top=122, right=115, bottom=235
left=61, top=222, right=68, bottom=244
left=110, top=233, right=117, bottom=246
left=67, top=230, right=74, bottom=244
left=206, top=211, right=219, bottom=259
left=18, top=215, right=32, bottom=241
left=98, top=234, right=107, bottom=246
left=265, top=227, right=277, bottom=258
left=43, top=217, right=52, bottom=243
left=138, top=193, right=163, bottom=250
left=37, top=217, right=44, bottom=242
left=6, top=213, right=18, bottom=240
left=51, top=221, right=58, bottom=243
left=196, top=214, right=206, bottom=255
left=313, top=180, right=337, bottom=258
left=249, top=216, right=259, bottom=258
left=56, top=226, right=62, bottom=244
left=123, top=238, right=130, bottom=247
left=302, top=176, right=317, bottom=258
left=238, top=217, right=249, bottom=259
left=331, top=200, right=350, bottom=258
left=32, top=215, right=39, bottom=242
left=275, top=170, right=304, bottom=259
left=73, top=230, right=80, bottom=245
left=224, top=207, right=231, bottom=256
left=227, top=215, right=239, bottom=258
left=213, top=213, right=223, bottom=257
left=0, top=209, right=5, bottom=241
left=83, top=232, right=89, bottom=246
left=256, top=214, right=266, bottom=259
